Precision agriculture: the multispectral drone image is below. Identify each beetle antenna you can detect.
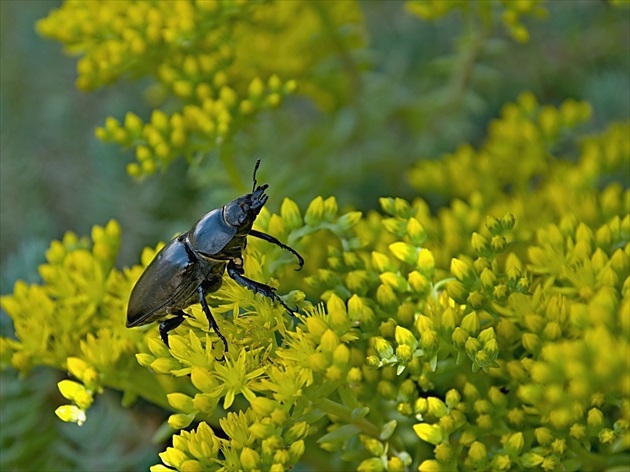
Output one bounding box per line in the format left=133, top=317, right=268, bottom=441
left=252, top=159, right=261, bottom=192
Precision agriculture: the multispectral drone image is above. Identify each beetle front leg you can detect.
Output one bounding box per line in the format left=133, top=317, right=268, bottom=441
left=248, top=229, right=304, bottom=270
left=198, top=284, right=229, bottom=355
left=227, top=260, right=296, bottom=315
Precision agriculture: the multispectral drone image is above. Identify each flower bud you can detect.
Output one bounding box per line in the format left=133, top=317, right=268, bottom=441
left=446, top=281, right=468, bottom=304
left=451, top=258, right=476, bottom=285
left=461, top=312, right=480, bottom=335
left=373, top=337, right=394, bottom=359
left=427, top=397, right=448, bottom=418
left=372, top=251, right=394, bottom=273
left=390, top=242, right=418, bottom=265
left=471, top=232, right=490, bottom=255
left=395, top=326, right=417, bottom=347
left=55, top=405, right=86, bottom=426
left=280, top=198, right=302, bottom=230
left=240, top=447, right=260, bottom=470
left=417, top=249, right=435, bottom=276
left=320, top=329, right=340, bottom=353
left=413, top=423, right=444, bottom=445
left=468, top=441, right=487, bottom=465
left=452, top=327, right=469, bottom=347
left=504, top=432, right=524, bottom=455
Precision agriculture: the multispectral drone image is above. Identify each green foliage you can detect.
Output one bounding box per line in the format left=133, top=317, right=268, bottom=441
left=2, top=1, right=629, bottom=471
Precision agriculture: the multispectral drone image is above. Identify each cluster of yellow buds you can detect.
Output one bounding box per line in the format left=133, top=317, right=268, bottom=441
left=405, top=0, right=549, bottom=42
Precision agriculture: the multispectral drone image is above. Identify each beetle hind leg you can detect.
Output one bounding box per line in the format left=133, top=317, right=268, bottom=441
left=159, top=312, right=187, bottom=347
left=227, top=260, right=297, bottom=315
left=198, top=284, right=229, bottom=356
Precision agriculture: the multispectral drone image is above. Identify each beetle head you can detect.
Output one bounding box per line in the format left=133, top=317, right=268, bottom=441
left=224, top=183, right=268, bottom=228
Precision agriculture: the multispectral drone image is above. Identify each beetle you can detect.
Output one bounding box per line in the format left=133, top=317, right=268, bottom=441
left=126, top=159, right=303, bottom=354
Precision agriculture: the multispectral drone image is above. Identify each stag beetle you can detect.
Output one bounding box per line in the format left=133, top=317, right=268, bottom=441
left=126, top=160, right=303, bottom=354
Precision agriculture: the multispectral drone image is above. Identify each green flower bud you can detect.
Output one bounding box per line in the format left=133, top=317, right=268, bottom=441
left=273, top=449, right=291, bottom=466
left=309, top=352, right=329, bottom=372
left=383, top=218, right=407, bottom=236
left=387, top=456, right=405, bottom=472
left=284, top=421, right=309, bottom=443
left=421, top=330, right=438, bottom=353
left=395, top=326, right=417, bottom=347
left=461, top=312, right=480, bottom=335
left=250, top=397, right=279, bottom=417
left=451, top=258, right=476, bottom=285
left=377, top=284, right=399, bottom=308
left=504, top=432, right=524, bottom=456
left=417, top=249, right=436, bottom=276
left=522, top=332, right=540, bottom=353
left=409, top=271, right=430, bottom=293
left=396, top=344, right=414, bottom=362
left=493, top=284, right=509, bottom=301
left=288, top=440, right=305, bottom=462
left=55, top=405, right=86, bottom=426
left=320, top=329, right=340, bottom=353
left=326, top=365, right=343, bottom=382
left=413, top=423, right=444, bottom=445
left=452, top=327, right=469, bottom=348
left=168, top=413, right=194, bottom=430
left=427, top=397, right=448, bottom=418
left=407, top=218, right=427, bottom=245
left=415, top=397, right=428, bottom=415
left=570, top=423, right=587, bottom=440
left=493, top=454, right=511, bottom=470
left=445, top=389, right=461, bottom=409
left=467, top=291, right=486, bottom=309
left=507, top=408, right=525, bottom=426
left=390, top=242, right=418, bottom=265
left=372, top=251, right=394, bottom=273
left=486, top=216, right=502, bottom=235
left=357, top=458, right=385, bottom=472
left=535, top=427, right=553, bottom=445
left=240, top=447, right=261, bottom=470
left=366, top=355, right=381, bottom=368
left=347, top=367, right=362, bottom=384
left=472, top=232, right=490, bottom=256
left=434, top=443, right=453, bottom=463
left=501, top=213, right=516, bottom=230
left=520, top=453, right=544, bottom=468
left=304, top=196, right=325, bottom=226
left=280, top=198, right=303, bottom=231
left=373, top=337, right=394, bottom=359
left=551, top=438, right=567, bottom=455
left=480, top=268, right=497, bottom=288
left=250, top=422, right=276, bottom=439
left=377, top=380, right=396, bottom=400
left=588, top=407, right=605, bottom=431
left=446, top=280, right=468, bottom=304
left=336, top=211, right=362, bottom=232
left=468, top=441, right=487, bottom=465
left=476, top=414, right=493, bottom=430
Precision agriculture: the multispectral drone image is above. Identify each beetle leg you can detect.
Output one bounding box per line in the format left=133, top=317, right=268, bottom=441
left=227, top=260, right=297, bottom=315
left=198, top=285, right=229, bottom=356
left=159, top=312, right=187, bottom=347
left=248, top=229, right=304, bottom=270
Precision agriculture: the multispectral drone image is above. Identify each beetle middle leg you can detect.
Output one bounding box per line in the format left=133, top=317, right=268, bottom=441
left=159, top=311, right=187, bottom=347
left=198, top=284, right=229, bottom=355
left=227, top=260, right=296, bottom=314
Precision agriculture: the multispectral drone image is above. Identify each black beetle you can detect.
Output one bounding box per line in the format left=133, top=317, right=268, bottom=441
left=126, top=160, right=303, bottom=354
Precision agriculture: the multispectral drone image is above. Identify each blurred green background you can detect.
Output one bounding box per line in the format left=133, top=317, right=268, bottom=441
left=1, top=1, right=628, bottom=470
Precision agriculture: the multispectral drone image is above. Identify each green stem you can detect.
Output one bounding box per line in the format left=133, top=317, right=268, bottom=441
left=317, top=397, right=381, bottom=438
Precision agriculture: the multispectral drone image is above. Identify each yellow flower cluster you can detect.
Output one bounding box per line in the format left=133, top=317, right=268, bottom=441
left=36, top=0, right=365, bottom=177
left=405, top=0, right=548, bottom=42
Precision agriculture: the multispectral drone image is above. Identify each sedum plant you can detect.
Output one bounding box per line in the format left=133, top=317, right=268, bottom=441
left=2, top=1, right=630, bottom=471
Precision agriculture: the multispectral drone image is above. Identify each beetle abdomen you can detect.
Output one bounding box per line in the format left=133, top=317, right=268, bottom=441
left=126, top=236, right=200, bottom=327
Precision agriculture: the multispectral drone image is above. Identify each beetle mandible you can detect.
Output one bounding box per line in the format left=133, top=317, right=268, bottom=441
left=126, top=160, right=303, bottom=354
